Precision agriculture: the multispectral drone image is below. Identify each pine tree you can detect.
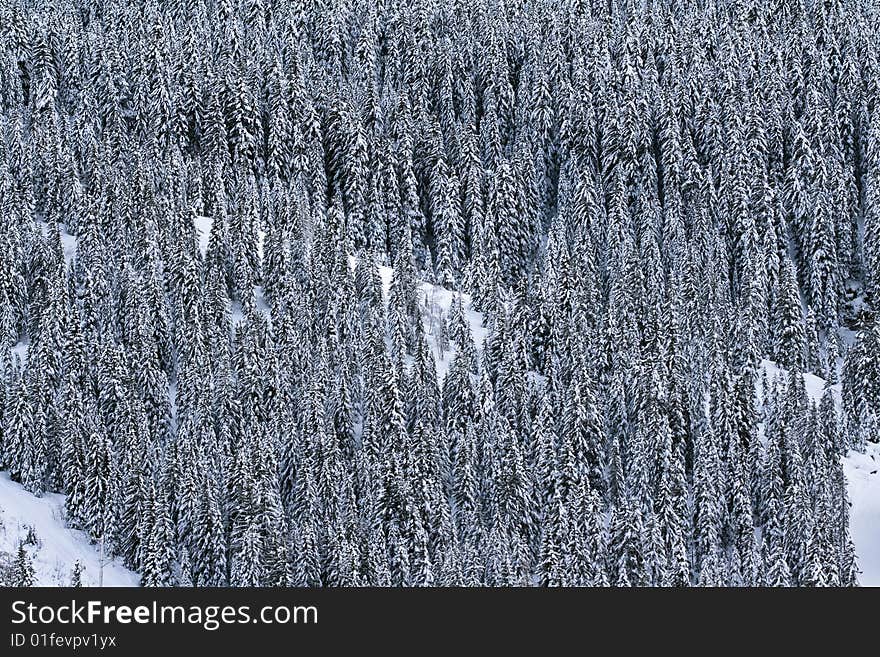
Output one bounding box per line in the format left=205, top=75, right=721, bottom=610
left=11, top=543, right=36, bottom=587
left=70, top=560, right=84, bottom=587
left=772, top=256, right=806, bottom=371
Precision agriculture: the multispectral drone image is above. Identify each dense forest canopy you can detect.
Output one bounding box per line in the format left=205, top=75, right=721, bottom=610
left=0, top=0, right=878, bottom=586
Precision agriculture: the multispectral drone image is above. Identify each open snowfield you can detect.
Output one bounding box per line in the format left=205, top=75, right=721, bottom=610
left=844, top=443, right=880, bottom=586
left=0, top=473, right=138, bottom=587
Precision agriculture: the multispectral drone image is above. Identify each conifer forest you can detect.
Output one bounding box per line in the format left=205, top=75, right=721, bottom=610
left=0, top=0, right=879, bottom=587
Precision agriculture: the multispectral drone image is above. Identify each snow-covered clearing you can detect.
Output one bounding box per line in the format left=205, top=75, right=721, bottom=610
left=194, top=214, right=214, bottom=259
left=844, top=443, right=880, bottom=586
left=0, top=473, right=138, bottom=586
left=36, top=219, right=78, bottom=267
left=375, top=263, right=489, bottom=383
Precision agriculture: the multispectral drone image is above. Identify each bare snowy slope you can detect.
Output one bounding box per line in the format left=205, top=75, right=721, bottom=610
left=844, top=443, right=880, bottom=586
left=0, top=473, right=138, bottom=586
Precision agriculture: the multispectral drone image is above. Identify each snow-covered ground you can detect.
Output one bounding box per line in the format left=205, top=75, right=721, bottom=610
left=375, top=263, right=489, bottom=383
left=760, top=359, right=834, bottom=405
left=844, top=443, right=880, bottom=586
left=0, top=473, right=138, bottom=586
left=195, top=214, right=213, bottom=258
left=36, top=219, right=78, bottom=266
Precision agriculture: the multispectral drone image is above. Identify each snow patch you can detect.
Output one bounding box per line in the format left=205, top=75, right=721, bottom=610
left=372, top=262, right=488, bottom=383
left=194, top=215, right=213, bottom=258
left=10, top=340, right=28, bottom=366
left=36, top=220, right=78, bottom=267
left=760, top=359, right=837, bottom=406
